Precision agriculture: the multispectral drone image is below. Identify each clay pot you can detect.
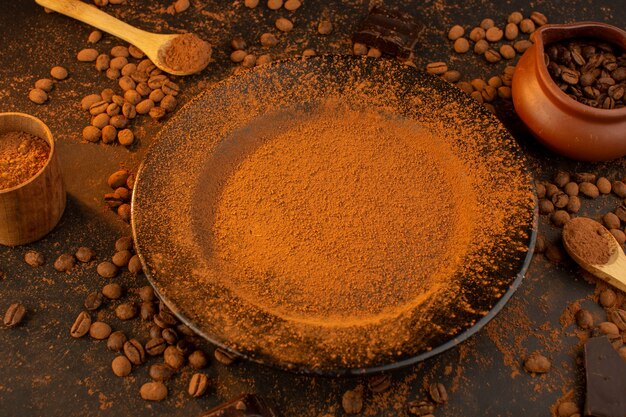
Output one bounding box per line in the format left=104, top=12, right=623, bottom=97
left=0, top=112, right=66, bottom=246
left=512, top=22, right=626, bottom=161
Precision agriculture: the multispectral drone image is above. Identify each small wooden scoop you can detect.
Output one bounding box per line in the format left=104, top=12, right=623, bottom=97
left=562, top=217, right=626, bottom=293
left=35, top=0, right=211, bottom=75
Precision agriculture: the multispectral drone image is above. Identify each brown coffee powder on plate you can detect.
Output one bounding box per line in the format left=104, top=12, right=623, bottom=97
left=563, top=217, right=614, bottom=265
left=0, top=131, right=50, bottom=190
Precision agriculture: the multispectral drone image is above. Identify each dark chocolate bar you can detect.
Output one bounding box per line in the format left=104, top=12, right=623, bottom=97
left=197, top=394, right=279, bottom=417
left=584, top=336, right=626, bottom=417
left=352, top=6, right=422, bottom=59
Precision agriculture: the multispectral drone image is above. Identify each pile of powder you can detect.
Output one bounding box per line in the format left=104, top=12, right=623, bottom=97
left=563, top=217, right=614, bottom=265
left=160, top=33, right=212, bottom=73
left=0, top=131, right=50, bottom=190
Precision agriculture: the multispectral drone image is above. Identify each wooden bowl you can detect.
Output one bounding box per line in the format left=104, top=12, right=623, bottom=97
left=0, top=112, right=66, bottom=246
left=512, top=22, right=626, bottom=161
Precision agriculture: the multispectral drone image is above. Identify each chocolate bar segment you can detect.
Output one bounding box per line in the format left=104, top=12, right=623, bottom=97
left=584, top=336, right=626, bottom=417
left=352, top=6, right=422, bottom=59
left=197, top=394, right=279, bottom=417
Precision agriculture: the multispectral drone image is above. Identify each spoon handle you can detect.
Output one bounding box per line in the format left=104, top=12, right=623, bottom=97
left=596, top=255, right=626, bottom=293
left=35, top=0, right=149, bottom=47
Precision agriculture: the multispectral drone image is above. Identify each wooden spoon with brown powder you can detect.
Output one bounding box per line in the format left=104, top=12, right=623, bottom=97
left=35, top=0, right=212, bottom=76
left=562, top=217, right=626, bottom=292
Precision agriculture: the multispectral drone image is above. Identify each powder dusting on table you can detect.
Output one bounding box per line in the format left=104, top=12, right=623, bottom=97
left=0, top=131, right=50, bottom=190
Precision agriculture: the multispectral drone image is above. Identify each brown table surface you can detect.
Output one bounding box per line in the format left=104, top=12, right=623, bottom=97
left=1, top=1, right=625, bottom=416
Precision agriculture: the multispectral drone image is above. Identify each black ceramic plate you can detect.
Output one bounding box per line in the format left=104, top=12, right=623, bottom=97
left=132, top=56, right=537, bottom=375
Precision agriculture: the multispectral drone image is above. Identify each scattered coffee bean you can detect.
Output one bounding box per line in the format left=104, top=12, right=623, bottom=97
left=214, top=347, right=238, bottom=365
left=318, top=20, right=333, bottom=35
left=139, top=285, right=155, bottom=302
left=609, top=309, right=626, bottom=331
left=115, top=303, right=137, bottom=320
left=284, top=0, right=300, bottom=10
left=613, top=181, right=626, bottom=198
left=107, top=330, right=127, bottom=351
left=575, top=309, right=593, bottom=329
left=342, top=386, right=364, bottom=414
left=407, top=400, right=435, bottom=416
left=504, top=22, right=519, bottom=40
left=164, top=345, right=185, bottom=370
left=77, top=48, right=99, bottom=62
left=146, top=338, right=168, bottom=356
left=188, top=373, right=209, bottom=397
left=24, top=250, right=45, bottom=267
left=115, top=236, right=133, bottom=252
left=485, top=49, right=502, bottom=63
left=50, top=66, right=69, bottom=80
left=3, top=303, right=26, bottom=327
left=89, top=321, right=112, bottom=340
left=70, top=311, right=92, bottom=338
left=469, top=27, right=485, bottom=42
left=368, top=374, right=391, bottom=393
left=426, top=62, right=448, bottom=75
left=610, top=229, right=625, bottom=244
left=551, top=210, right=571, bottom=227
left=162, top=328, right=178, bottom=344
left=84, top=291, right=104, bottom=311
left=579, top=182, right=600, bottom=198
left=530, top=11, right=548, bottom=26
left=500, top=44, right=516, bottom=60
left=603, top=213, right=620, bottom=230
left=75, top=246, right=95, bottom=263
left=111, top=250, right=132, bottom=267
left=28, top=88, right=48, bottom=104
left=519, top=19, right=535, bottom=34
left=112, top=355, right=132, bottom=377
left=275, top=17, right=293, bottom=32
left=102, top=283, right=123, bottom=300
left=53, top=253, right=75, bottom=272
left=480, top=18, right=495, bottom=30
left=566, top=195, right=581, bottom=213
left=485, top=26, right=503, bottom=42
left=149, top=363, right=175, bottom=381
left=140, top=302, right=157, bottom=321
left=97, top=261, right=118, bottom=278
left=514, top=40, right=533, bottom=53
left=453, top=38, right=470, bottom=54
left=598, top=321, right=619, bottom=336
left=188, top=350, right=208, bottom=369
left=508, top=11, right=524, bottom=24
left=128, top=255, right=143, bottom=275
left=140, top=381, right=168, bottom=401
left=448, top=25, right=465, bottom=41
left=524, top=351, right=551, bottom=374
left=428, top=382, right=448, bottom=404
left=124, top=339, right=145, bottom=365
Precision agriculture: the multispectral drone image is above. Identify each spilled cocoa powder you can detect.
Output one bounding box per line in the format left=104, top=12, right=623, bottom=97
left=0, top=131, right=50, bottom=190
left=563, top=217, right=614, bottom=265
left=160, top=33, right=212, bottom=73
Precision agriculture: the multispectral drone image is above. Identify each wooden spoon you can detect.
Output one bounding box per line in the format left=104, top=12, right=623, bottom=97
left=35, top=0, right=211, bottom=76
left=562, top=217, right=626, bottom=292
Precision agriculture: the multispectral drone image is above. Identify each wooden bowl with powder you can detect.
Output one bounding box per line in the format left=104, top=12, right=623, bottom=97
left=0, top=112, right=66, bottom=246
left=132, top=56, right=537, bottom=375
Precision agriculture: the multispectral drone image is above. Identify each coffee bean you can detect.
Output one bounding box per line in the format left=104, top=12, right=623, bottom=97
left=155, top=310, right=178, bottom=328
left=453, top=38, right=469, bottom=54
left=89, top=321, right=112, bottom=340
left=3, top=303, right=26, bottom=327
left=107, top=331, right=127, bottom=351
left=124, top=339, right=145, bottom=365
left=474, top=39, right=489, bottom=55
left=112, top=250, right=132, bottom=267
left=137, top=286, right=154, bottom=303
left=504, top=23, right=519, bottom=40
left=530, top=11, right=548, bottom=26
left=342, top=386, right=364, bottom=414
left=551, top=192, right=569, bottom=208
left=275, top=17, right=293, bottom=32
left=160, top=95, right=177, bottom=112
left=115, top=303, right=137, bottom=321
left=54, top=253, right=75, bottom=272
left=428, top=382, right=448, bottom=404
left=149, top=363, right=175, bottom=381
left=318, top=20, right=333, bottom=35
left=524, top=351, right=551, bottom=373
left=609, top=309, right=626, bottom=331
left=579, top=182, right=599, bottom=198
left=162, top=328, right=178, bottom=344
left=188, top=350, right=208, bottom=369
left=603, top=213, right=621, bottom=230
left=112, top=355, right=132, bottom=377
left=140, top=381, right=168, bottom=401
left=551, top=210, right=570, bottom=227
left=566, top=195, right=581, bottom=213
left=214, top=347, right=238, bottom=365
left=146, top=338, right=168, bottom=356
left=563, top=182, right=579, bottom=196
left=164, top=345, right=185, bottom=370
left=24, top=250, right=45, bottom=267
left=75, top=246, right=95, bottom=263
left=88, top=30, right=102, bottom=43
left=407, top=400, right=435, bottom=416
left=84, top=291, right=104, bottom=311
left=508, top=11, right=523, bottom=24
left=426, top=62, right=448, bottom=75
left=480, top=18, right=495, bottom=30
left=140, top=302, right=157, bottom=321
left=539, top=199, right=554, bottom=214
left=519, top=19, right=535, bottom=34
left=612, top=181, right=626, bottom=198
left=128, top=255, right=143, bottom=275
left=447, top=25, right=464, bottom=41
left=284, top=0, right=300, bottom=10
left=484, top=49, right=502, bottom=63
left=367, top=374, right=391, bottom=393
left=514, top=40, right=533, bottom=53
left=101, top=283, right=122, bottom=300
left=176, top=339, right=194, bottom=356
left=575, top=309, right=593, bottom=329
left=598, top=321, right=619, bottom=336
left=77, top=48, right=99, bottom=62
left=70, top=311, right=92, bottom=338
left=177, top=324, right=195, bottom=337
left=610, top=229, right=625, bottom=244
left=485, top=27, right=503, bottom=42
left=469, top=27, right=485, bottom=42
left=28, top=88, right=48, bottom=104
left=188, top=373, right=208, bottom=397
left=50, top=66, right=69, bottom=80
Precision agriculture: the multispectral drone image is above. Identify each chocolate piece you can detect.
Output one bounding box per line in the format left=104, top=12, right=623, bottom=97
left=584, top=336, right=626, bottom=417
left=198, top=394, right=279, bottom=417
left=352, top=6, right=421, bottom=59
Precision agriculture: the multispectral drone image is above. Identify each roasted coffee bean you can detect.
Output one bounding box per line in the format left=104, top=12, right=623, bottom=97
left=598, top=321, right=619, bottom=336
left=188, top=373, right=209, bottom=397
left=407, top=400, right=435, bottom=416
left=428, top=382, right=448, bottom=404
left=128, top=255, right=143, bottom=275
left=164, top=345, right=185, bottom=370
left=426, top=62, right=448, bottom=75
left=115, top=303, right=137, bottom=320
left=107, top=330, right=127, bottom=351
left=84, top=291, right=104, bottom=311
left=146, top=338, right=168, bottom=356
left=155, top=310, right=178, bottom=328
left=603, top=212, right=621, bottom=230
left=149, top=363, right=175, bottom=381
left=24, top=250, right=45, bottom=267
left=610, top=229, right=626, bottom=244
left=368, top=374, right=391, bottom=393
left=447, top=25, right=464, bottom=41
left=524, top=351, right=551, bottom=373
left=139, top=285, right=155, bottom=302
left=176, top=339, right=194, bottom=356
left=599, top=288, right=617, bottom=307
left=342, top=386, right=364, bottom=414
left=162, top=328, right=178, bottom=344
left=188, top=350, right=208, bottom=369
left=111, top=250, right=132, bottom=267
left=124, top=339, right=145, bottom=365
left=112, top=355, right=132, bottom=377
left=176, top=323, right=195, bottom=337
left=140, top=381, right=168, bottom=401
left=97, top=261, right=118, bottom=278
left=54, top=253, right=75, bottom=272
left=70, top=311, right=91, bottom=338
left=551, top=191, right=569, bottom=208
left=115, top=236, right=133, bottom=251
left=609, top=309, right=626, bottom=331
left=75, top=246, right=95, bottom=263
left=89, top=321, right=112, bottom=340
left=453, top=38, right=470, bottom=54
left=615, top=204, right=626, bottom=223
left=484, top=49, right=502, bottom=63
left=4, top=303, right=26, bottom=327
left=539, top=199, right=554, bottom=214
left=551, top=210, right=570, bottom=227
left=102, top=283, right=122, bottom=300
left=214, top=347, right=238, bottom=365
left=575, top=309, right=593, bottom=329
left=474, top=39, right=489, bottom=55
left=140, top=302, right=157, bottom=321
left=148, top=324, right=161, bottom=340
left=566, top=195, right=581, bottom=213
left=579, top=182, right=600, bottom=198
left=574, top=172, right=596, bottom=183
